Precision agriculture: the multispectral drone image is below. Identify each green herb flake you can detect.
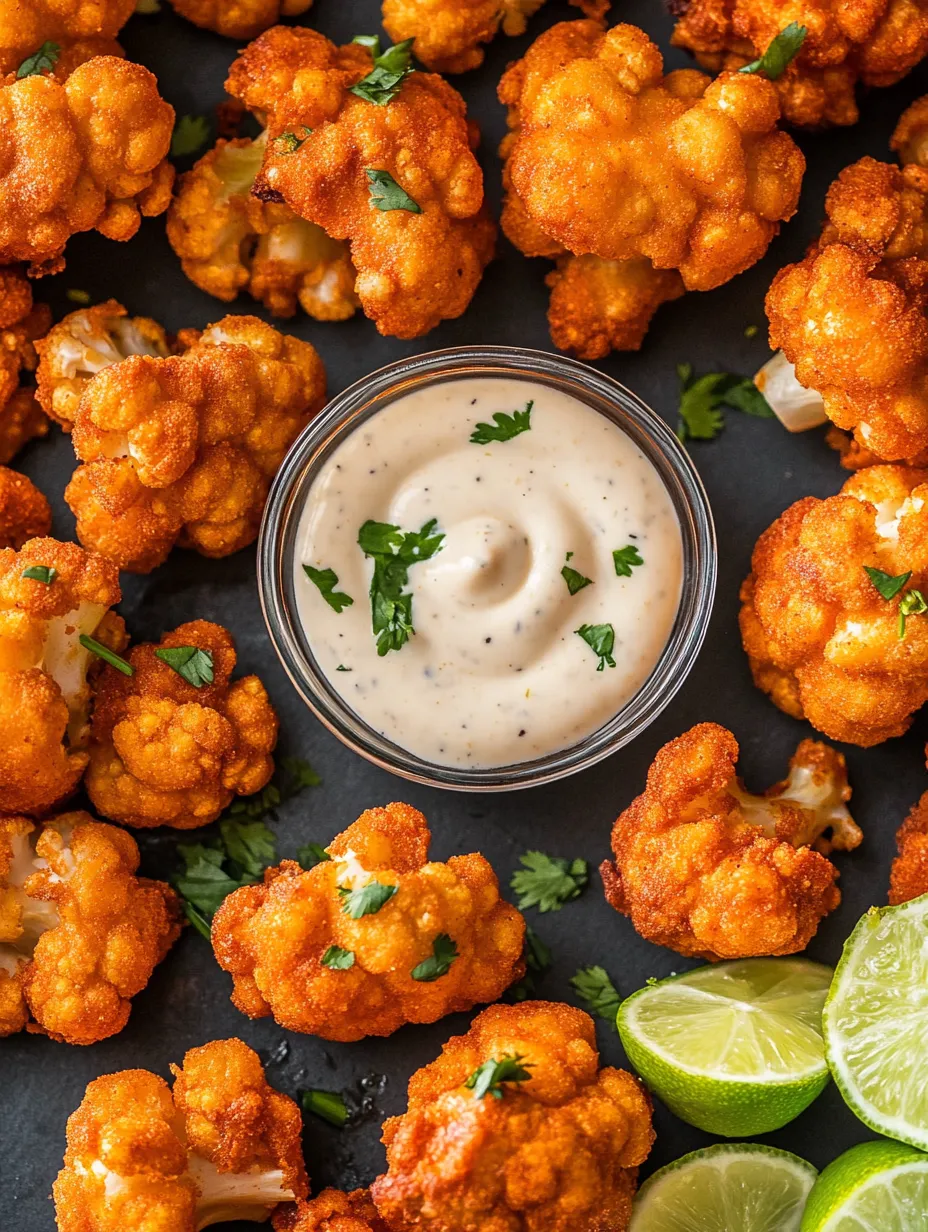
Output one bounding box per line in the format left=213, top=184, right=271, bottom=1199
left=350, top=37, right=415, bottom=105
left=576, top=623, right=616, bottom=671
left=218, top=817, right=276, bottom=878
left=281, top=756, right=322, bottom=791
left=182, top=899, right=212, bottom=940
left=65, top=289, right=91, bottom=305
left=21, top=565, right=57, bottom=584
left=297, top=842, right=331, bottom=869
left=561, top=558, right=593, bottom=596
left=571, top=965, right=621, bottom=1026
left=613, top=545, right=643, bottom=577
left=864, top=566, right=912, bottom=601
left=155, top=645, right=214, bottom=688
left=339, top=880, right=398, bottom=919
left=510, top=851, right=588, bottom=913
left=336, top=664, right=352, bottom=672
left=358, top=517, right=444, bottom=656
left=171, top=114, right=210, bottom=158
left=79, top=634, right=134, bottom=677
left=507, top=925, right=553, bottom=1002
left=301, top=1088, right=349, bottom=1128
left=321, top=945, right=356, bottom=970
left=739, top=22, right=807, bottom=80
left=411, top=933, right=458, bottom=982
left=273, top=127, right=312, bottom=154
left=465, top=1054, right=534, bottom=1101
left=899, top=589, right=928, bottom=639
left=366, top=169, right=421, bottom=213
left=303, top=564, right=354, bottom=613
left=17, top=41, right=60, bottom=78
left=470, top=401, right=533, bottom=445
left=677, top=365, right=773, bottom=442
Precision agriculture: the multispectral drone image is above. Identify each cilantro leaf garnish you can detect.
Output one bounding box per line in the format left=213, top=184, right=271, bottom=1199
left=65, top=289, right=91, bottom=305
left=303, top=564, right=354, bottom=613
left=562, top=557, right=593, bottom=595
left=173, top=818, right=277, bottom=923
left=155, top=645, right=214, bottom=688
left=218, top=817, right=276, bottom=878
left=336, top=664, right=352, bottom=672
left=507, top=925, right=553, bottom=1002
left=297, top=842, right=331, bottom=869
left=470, top=401, right=533, bottom=445
left=366, top=169, right=421, bottom=213
left=613, top=545, right=643, bottom=577
left=576, top=623, right=616, bottom=671
left=273, top=127, right=312, bottom=154
left=350, top=36, right=414, bottom=105
left=79, top=634, right=134, bottom=676
left=359, top=517, right=444, bottom=655
left=411, top=933, right=458, bottom=982
left=322, top=945, right=355, bottom=970
left=899, top=589, right=927, bottom=638
left=510, top=851, right=588, bottom=913
left=171, top=114, right=210, bottom=158
left=21, top=565, right=56, bottom=584
left=17, top=41, right=60, bottom=78
left=740, top=22, right=807, bottom=80
left=677, top=364, right=773, bottom=442
left=864, top=566, right=912, bottom=601
left=571, top=966, right=622, bottom=1026
left=465, top=1054, right=534, bottom=1100
left=339, top=880, right=398, bottom=918
left=301, top=1088, right=349, bottom=1128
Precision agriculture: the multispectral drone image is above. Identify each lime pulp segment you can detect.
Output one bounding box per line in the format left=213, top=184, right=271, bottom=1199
left=799, top=1139, right=928, bottom=1232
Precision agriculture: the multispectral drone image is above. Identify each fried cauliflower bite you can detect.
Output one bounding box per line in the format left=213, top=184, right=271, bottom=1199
left=169, top=0, right=313, bottom=40
left=0, top=56, right=175, bottom=275
left=53, top=1037, right=309, bottom=1231
left=0, top=536, right=124, bottom=815
left=741, top=464, right=928, bottom=744
left=370, top=1001, right=654, bottom=1232
left=85, top=619, right=278, bottom=830
left=671, top=0, right=928, bottom=130
left=227, top=26, right=496, bottom=340
left=0, top=267, right=52, bottom=463
left=0, top=0, right=135, bottom=76
left=63, top=313, right=325, bottom=571
left=0, top=466, right=51, bottom=548
left=274, top=1190, right=387, bottom=1232
left=502, top=21, right=804, bottom=293
left=890, top=788, right=928, bottom=904
left=167, top=132, right=360, bottom=320
left=0, top=811, right=180, bottom=1043
left=600, top=724, right=862, bottom=962
left=211, top=802, right=525, bottom=1042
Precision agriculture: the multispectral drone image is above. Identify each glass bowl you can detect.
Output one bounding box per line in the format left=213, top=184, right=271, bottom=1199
left=258, top=346, right=716, bottom=791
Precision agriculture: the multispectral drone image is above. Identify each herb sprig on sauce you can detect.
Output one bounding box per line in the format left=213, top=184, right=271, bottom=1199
left=303, top=564, right=354, bottom=613
left=470, top=401, right=533, bottom=444
left=576, top=623, right=616, bottom=671
left=359, top=517, right=444, bottom=655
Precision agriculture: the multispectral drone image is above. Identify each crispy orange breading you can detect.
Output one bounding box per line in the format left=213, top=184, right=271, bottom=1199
left=63, top=313, right=325, bottom=571
left=167, top=133, right=360, bottom=320
left=0, top=57, right=175, bottom=276
left=889, top=787, right=928, bottom=904
left=85, top=619, right=278, bottom=830
left=274, top=1190, right=387, bottom=1232
left=53, top=1037, right=309, bottom=1231
left=168, top=0, right=312, bottom=39
left=0, top=0, right=135, bottom=75
left=381, top=0, right=608, bottom=74
left=0, top=466, right=51, bottom=548
left=502, top=21, right=803, bottom=293
left=0, top=536, right=124, bottom=815
left=0, top=811, right=180, bottom=1043
left=671, top=0, right=928, bottom=129
left=601, top=724, right=861, bottom=961
left=226, top=27, right=496, bottom=340
left=211, top=802, right=525, bottom=1042
left=370, top=1001, right=654, bottom=1232
left=740, top=465, right=928, bottom=744
left=0, top=267, right=51, bottom=463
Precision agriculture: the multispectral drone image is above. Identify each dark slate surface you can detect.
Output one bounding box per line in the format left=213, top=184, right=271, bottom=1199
left=8, top=1, right=928, bottom=1226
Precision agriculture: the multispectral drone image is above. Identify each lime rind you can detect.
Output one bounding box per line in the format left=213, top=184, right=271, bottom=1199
left=823, top=895, right=928, bottom=1150
left=799, top=1139, right=928, bottom=1231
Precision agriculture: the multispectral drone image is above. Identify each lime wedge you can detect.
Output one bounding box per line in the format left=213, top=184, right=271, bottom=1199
left=824, top=895, right=928, bottom=1148
left=799, top=1140, right=928, bottom=1231
left=618, top=958, right=832, bottom=1136
left=629, top=1143, right=817, bottom=1231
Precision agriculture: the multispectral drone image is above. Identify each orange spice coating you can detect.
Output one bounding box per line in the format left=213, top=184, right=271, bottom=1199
left=0, top=267, right=51, bottom=463
left=63, top=313, right=325, bottom=571
left=53, top=1037, right=309, bottom=1231
left=169, top=0, right=313, bottom=40
left=0, top=536, right=124, bottom=815
left=503, top=21, right=804, bottom=293
left=890, top=787, right=928, bottom=904
left=740, top=465, right=928, bottom=744
left=85, top=619, right=278, bottom=830
left=671, top=0, right=928, bottom=129
left=370, top=1001, right=654, bottom=1232
left=601, top=724, right=861, bottom=961
left=227, top=26, right=496, bottom=340
left=0, top=56, right=175, bottom=276
left=0, top=0, right=135, bottom=76
left=211, top=802, right=526, bottom=1042
left=0, top=466, right=51, bottom=548
left=0, top=811, right=180, bottom=1043
left=275, top=1190, right=388, bottom=1232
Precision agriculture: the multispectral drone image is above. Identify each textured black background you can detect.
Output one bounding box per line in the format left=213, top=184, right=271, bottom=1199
left=8, top=1, right=928, bottom=1227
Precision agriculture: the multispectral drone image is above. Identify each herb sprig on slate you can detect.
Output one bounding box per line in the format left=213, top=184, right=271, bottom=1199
left=676, top=363, right=773, bottom=443
left=510, top=852, right=588, bottom=913
left=571, top=966, right=622, bottom=1026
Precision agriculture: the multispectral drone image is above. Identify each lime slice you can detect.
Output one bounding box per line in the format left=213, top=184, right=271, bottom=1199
left=629, top=1143, right=817, bottom=1231
left=799, top=1139, right=928, bottom=1231
left=617, top=958, right=832, bottom=1136
left=824, top=895, right=928, bottom=1148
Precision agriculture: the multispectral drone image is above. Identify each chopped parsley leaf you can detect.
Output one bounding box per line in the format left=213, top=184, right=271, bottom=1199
left=470, top=401, right=533, bottom=444
left=173, top=818, right=277, bottom=925
left=613, top=545, right=643, bottom=577
left=740, top=22, right=807, bottom=80
left=155, top=645, right=214, bottom=688
left=350, top=36, right=414, bottom=105
left=510, top=851, right=588, bottom=913
left=366, top=169, right=421, bottom=213
left=465, top=1054, right=533, bottom=1100
left=297, top=842, right=331, bottom=869
left=17, top=41, right=60, bottom=78
left=65, top=289, right=91, bottom=305
left=273, top=127, right=312, bottom=154
left=576, top=622, right=616, bottom=671
left=79, top=635, right=134, bottom=676
left=507, top=926, right=553, bottom=1002
left=301, top=1088, right=349, bottom=1128
left=303, top=563, right=354, bottom=613
left=336, top=664, right=352, bottom=672
left=359, top=517, right=444, bottom=655
left=562, top=558, right=593, bottom=595
left=864, top=566, right=912, bottom=601
left=571, top=965, right=621, bottom=1026
left=170, top=114, right=210, bottom=158
left=339, top=880, right=398, bottom=918
left=21, top=565, right=56, bottom=584
left=899, top=589, right=927, bottom=638
left=677, top=365, right=773, bottom=442
left=411, top=933, right=458, bottom=982
left=322, top=945, right=355, bottom=970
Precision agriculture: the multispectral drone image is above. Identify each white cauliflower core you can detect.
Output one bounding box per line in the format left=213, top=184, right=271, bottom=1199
left=755, top=351, right=828, bottom=433
left=0, top=823, right=69, bottom=977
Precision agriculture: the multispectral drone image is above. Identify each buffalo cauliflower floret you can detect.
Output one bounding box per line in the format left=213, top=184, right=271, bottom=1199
left=600, top=724, right=861, bottom=961
left=0, top=0, right=135, bottom=75
left=0, top=267, right=52, bottom=463
left=0, top=536, right=124, bottom=815
left=53, top=1037, right=309, bottom=1231
left=671, top=0, right=928, bottom=129
left=86, top=619, right=278, bottom=830
left=168, top=0, right=313, bottom=40
left=0, top=56, right=175, bottom=276
left=211, top=802, right=526, bottom=1042
left=274, top=1190, right=386, bottom=1232
left=36, top=298, right=172, bottom=431
left=167, top=132, right=360, bottom=320
left=370, top=1001, right=654, bottom=1232
left=63, top=313, right=325, bottom=571
left=0, top=811, right=180, bottom=1043
left=890, top=787, right=928, bottom=904
left=740, top=464, right=928, bottom=744
left=228, top=26, right=496, bottom=340
left=0, top=466, right=51, bottom=548
left=502, top=21, right=804, bottom=293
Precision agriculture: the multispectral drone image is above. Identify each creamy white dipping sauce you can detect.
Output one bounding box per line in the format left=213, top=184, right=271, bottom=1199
left=294, top=377, right=683, bottom=767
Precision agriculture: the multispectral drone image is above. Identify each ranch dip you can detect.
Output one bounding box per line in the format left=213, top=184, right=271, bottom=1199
left=294, top=377, right=683, bottom=767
